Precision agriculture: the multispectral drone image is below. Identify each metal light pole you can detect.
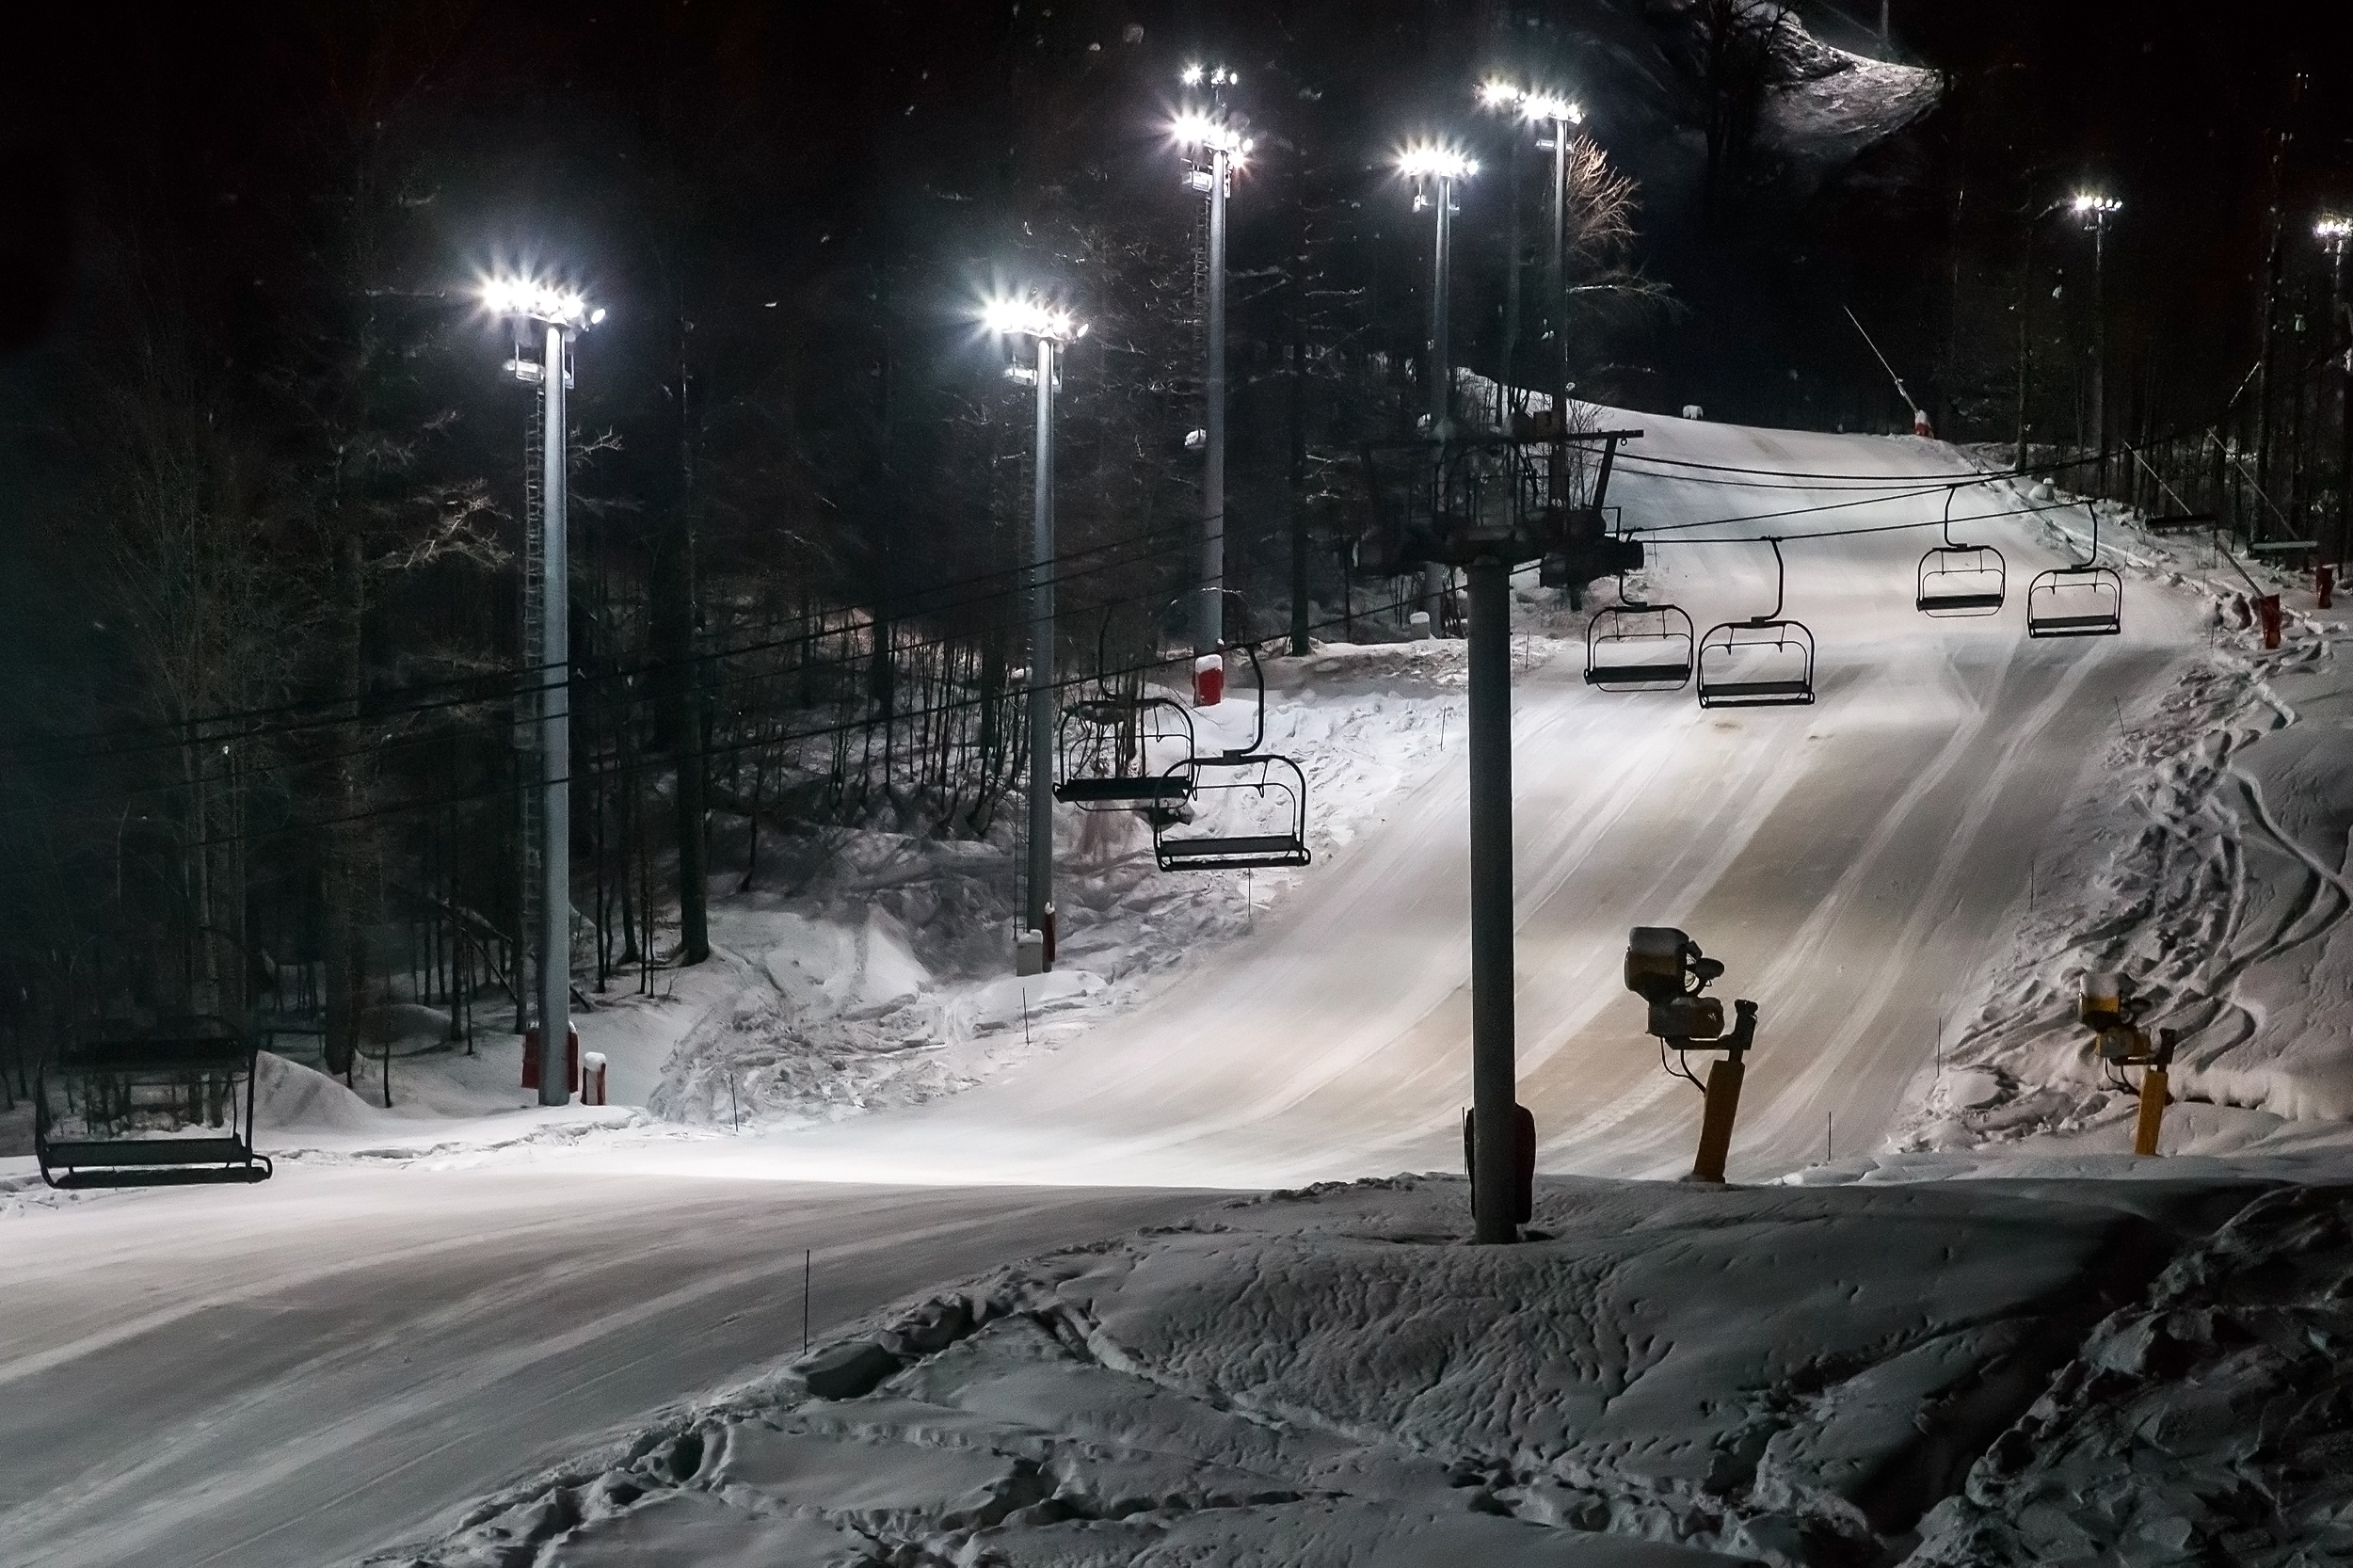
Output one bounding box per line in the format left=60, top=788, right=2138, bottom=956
left=2319, top=216, right=2352, bottom=566
left=1477, top=84, right=1581, bottom=430
left=1477, top=81, right=1526, bottom=425
left=1402, top=144, right=1478, bottom=628
left=1176, top=70, right=1252, bottom=671
left=485, top=277, right=602, bottom=1106
left=984, top=296, right=1087, bottom=968
left=2073, top=191, right=2121, bottom=494
left=1525, top=94, right=1582, bottom=427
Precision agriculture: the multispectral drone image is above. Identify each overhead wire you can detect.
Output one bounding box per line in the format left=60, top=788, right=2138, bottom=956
left=159, top=578, right=1463, bottom=857
left=0, top=500, right=1221, bottom=764
left=0, top=504, right=1236, bottom=776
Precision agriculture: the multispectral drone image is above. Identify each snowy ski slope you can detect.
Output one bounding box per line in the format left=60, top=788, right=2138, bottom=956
left=693, top=409, right=2202, bottom=1188
left=0, top=412, right=2224, bottom=1568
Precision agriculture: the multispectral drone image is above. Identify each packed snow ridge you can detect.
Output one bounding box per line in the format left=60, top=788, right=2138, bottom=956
left=376, top=1176, right=2350, bottom=1568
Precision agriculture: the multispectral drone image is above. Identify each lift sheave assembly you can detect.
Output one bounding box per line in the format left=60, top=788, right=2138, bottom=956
left=1625, top=927, right=1759, bottom=1183
left=1915, top=485, right=2007, bottom=616
left=35, top=1017, right=274, bottom=1189
left=1696, top=537, right=1816, bottom=708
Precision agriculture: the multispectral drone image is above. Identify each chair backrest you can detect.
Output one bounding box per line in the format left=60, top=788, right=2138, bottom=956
left=1695, top=617, right=1816, bottom=708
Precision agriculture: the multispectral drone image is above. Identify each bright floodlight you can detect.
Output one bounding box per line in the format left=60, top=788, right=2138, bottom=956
left=1180, top=63, right=1204, bottom=86
left=1398, top=144, right=1478, bottom=181
left=981, top=295, right=1085, bottom=343
left=481, top=275, right=600, bottom=329
left=1521, top=92, right=1581, bottom=124
left=2071, top=191, right=2122, bottom=217
left=1478, top=78, right=1521, bottom=108
left=2317, top=216, right=2353, bottom=245
left=1172, top=109, right=1247, bottom=156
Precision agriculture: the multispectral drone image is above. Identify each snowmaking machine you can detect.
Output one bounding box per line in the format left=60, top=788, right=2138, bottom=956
left=1625, top=927, right=1758, bottom=1182
left=2080, top=971, right=2176, bottom=1157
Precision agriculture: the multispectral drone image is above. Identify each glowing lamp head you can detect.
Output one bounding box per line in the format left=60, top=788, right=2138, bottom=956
left=1478, top=78, right=1522, bottom=109
left=980, top=294, right=1084, bottom=344
left=1180, top=63, right=1204, bottom=86
left=2317, top=216, right=2353, bottom=246
left=2071, top=191, right=2122, bottom=219
left=481, top=275, right=600, bottom=329
left=1521, top=92, right=1580, bottom=125
left=1172, top=108, right=1246, bottom=158
left=1398, top=144, right=1478, bottom=183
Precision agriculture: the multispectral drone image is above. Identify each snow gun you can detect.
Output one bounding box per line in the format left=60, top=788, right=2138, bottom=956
left=1625, top=927, right=1758, bottom=1183
left=2080, top=972, right=2176, bottom=1157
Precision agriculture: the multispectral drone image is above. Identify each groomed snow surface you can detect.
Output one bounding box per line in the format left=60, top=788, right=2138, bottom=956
left=8, top=408, right=2353, bottom=1567
left=378, top=1177, right=2350, bottom=1568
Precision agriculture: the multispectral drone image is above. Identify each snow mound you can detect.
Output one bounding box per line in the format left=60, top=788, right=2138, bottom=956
left=385, top=1176, right=2274, bottom=1568
left=760, top=909, right=933, bottom=1020
left=650, top=650, right=1483, bottom=1130
left=252, top=1050, right=391, bottom=1132
left=1897, top=513, right=2353, bottom=1148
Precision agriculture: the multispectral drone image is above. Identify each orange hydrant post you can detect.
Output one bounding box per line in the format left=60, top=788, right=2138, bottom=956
left=1691, top=1057, right=1746, bottom=1183
left=2134, top=1067, right=2169, bottom=1157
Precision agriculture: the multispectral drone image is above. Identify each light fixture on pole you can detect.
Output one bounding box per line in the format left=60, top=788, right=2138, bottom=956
left=2318, top=215, right=2353, bottom=578
left=2071, top=190, right=2121, bottom=493
left=982, top=292, right=1088, bottom=973
left=1400, top=142, right=1478, bottom=633
left=482, top=273, right=603, bottom=1106
left=1473, top=83, right=1582, bottom=434
left=1520, top=92, right=1583, bottom=433
left=1173, top=66, right=1252, bottom=687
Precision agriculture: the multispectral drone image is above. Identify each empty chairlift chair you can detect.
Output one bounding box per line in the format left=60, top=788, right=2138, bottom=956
left=2025, top=506, right=2123, bottom=638
left=1915, top=484, right=2007, bottom=616
left=1151, top=644, right=1313, bottom=872
left=1696, top=538, right=1817, bottom=709
left=1055, top=694, right=1196, bottom=820
left=36, top=1018, right=274, bottom=1189
left=1586, top=560, right=1696, bottom=693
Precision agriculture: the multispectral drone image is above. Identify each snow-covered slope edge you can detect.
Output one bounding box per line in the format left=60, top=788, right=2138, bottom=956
left=1896, top=489, right=2353, bottom=1154
left=647, top=639, right=1548, bottom=1131
left=368, top=1176, right=2294, bottom=1568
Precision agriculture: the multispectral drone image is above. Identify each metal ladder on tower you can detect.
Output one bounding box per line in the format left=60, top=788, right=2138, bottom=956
left=515, top=392, right=544, bottom=1032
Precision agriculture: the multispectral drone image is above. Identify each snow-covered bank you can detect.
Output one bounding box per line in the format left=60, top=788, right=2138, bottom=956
left=1895, top=485, right=2353, bottom=1154
left=646, top=641, right=1538, bottom=1132
left=376, top=1174, right=2336, bottom=1568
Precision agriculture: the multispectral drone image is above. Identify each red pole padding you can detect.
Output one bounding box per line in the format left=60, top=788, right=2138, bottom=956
left=520, top=1024, right=582, bottom=1093
left=2256, top=594, right=2283, bottom=649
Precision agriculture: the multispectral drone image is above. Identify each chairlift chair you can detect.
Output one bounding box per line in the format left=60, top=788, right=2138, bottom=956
left=1915, top=485, right=2007, bottom=616
left=2025, top=505, right=2122, bottom=638
left=1054, top=695, right=1197, bottom=815
left=1150, top=643, right=1314, bottom=872
left=1585, top=556, right=1695, bottom=692
left=36, top=1018, right=274, bottom=1189
left=1696, top=538, right=1817, bottom=709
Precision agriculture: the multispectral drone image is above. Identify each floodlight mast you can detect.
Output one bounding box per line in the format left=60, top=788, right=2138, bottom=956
left=484, top=276, right=600, bottom=1105
left=1475, top=83, right=1583, bottom=474
left=2319, top=215, right=2353, bottom=566
left=1175, top=67, right=1249, bottom=669
left=1400, top=142, right=1478, bottom=629
left=984, top=295, right=1086, bottom=967
left=2072, top=191, right=2122, bottom=492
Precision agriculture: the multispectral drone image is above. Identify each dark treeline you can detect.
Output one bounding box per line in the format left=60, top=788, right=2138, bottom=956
left=1, top=0, right=2344, bottom=1086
